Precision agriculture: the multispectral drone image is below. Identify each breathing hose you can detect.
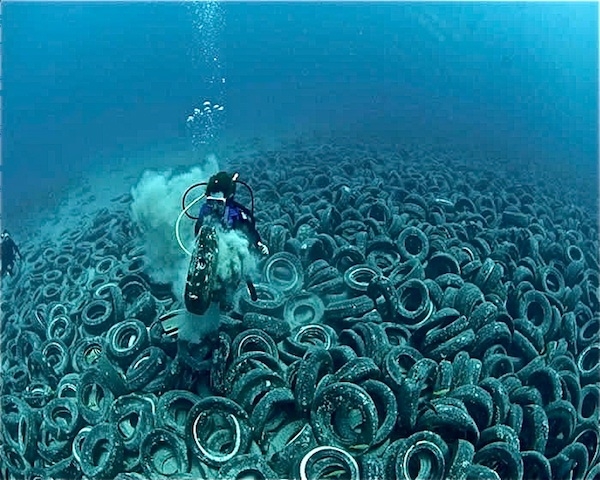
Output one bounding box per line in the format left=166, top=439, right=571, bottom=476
left=175, top=193, right=205, bottom=256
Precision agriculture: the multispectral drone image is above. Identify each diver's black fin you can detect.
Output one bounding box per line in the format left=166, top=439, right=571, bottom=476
left=159, top=309, right=186, bottom=338
left=159, top=302, right=221, bottom=341
left=246, top=280, right=258, bottom=301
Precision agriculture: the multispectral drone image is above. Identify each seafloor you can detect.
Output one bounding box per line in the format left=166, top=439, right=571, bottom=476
left=1, top=137, right=598, bottom=480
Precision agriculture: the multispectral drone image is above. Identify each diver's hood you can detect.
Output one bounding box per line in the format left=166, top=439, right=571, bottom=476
left=206, top=171, right=238, bottom=198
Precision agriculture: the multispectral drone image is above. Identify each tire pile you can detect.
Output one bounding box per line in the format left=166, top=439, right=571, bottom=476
left=1, top=140, right=598, bottom=480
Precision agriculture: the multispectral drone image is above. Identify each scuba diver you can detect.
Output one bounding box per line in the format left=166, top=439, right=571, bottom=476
left=1, top=230, right=22, bottom=278
left=162, top=171, right=268, bottom=340
left=194, top=171, right=269, bottom=255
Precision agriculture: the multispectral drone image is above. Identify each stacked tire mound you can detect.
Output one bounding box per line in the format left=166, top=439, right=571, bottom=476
left=1, top=141, right=598, bottom=480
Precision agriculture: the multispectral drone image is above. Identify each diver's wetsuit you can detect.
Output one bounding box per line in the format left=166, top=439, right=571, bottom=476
left=194, top=198, right=262, bottom=248
left=1, top=236, right=21, bottom=277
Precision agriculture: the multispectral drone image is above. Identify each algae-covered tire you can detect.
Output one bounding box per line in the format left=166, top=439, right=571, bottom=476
left=185, top=226, right=218, bottom=315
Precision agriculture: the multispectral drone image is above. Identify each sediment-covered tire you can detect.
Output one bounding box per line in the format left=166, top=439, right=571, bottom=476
left=426, top=252, right=461, bottom=279
left=332, top=245, right=366, bottom=271
left=57, top=373, right=80, bottom=399
left=217, top=454, right=277, bottom=480
left=231, top=328, right=279, bottom=359
left=125, top=346, right=170, bottom=392
left=237, top=282, right=286, bottom=316
left=242, top=312, right=291, bottom=342
left=521, top=450, right=552, bottom=480
left=79, top=422, right=123, bottom=480
left=186, top=396, right=251, bottom=468
left=106, top=318, right=150, bottom=368
left=140, top=428, right=190, bottom=480
left=544, top=399, right=578, bottom=457
left=447, top=439, right=475, bottom=480
left=416, top=399, right=480, bottom=445
left=39, top=339, right=70, bottom=380
left=46, top=314, right=78, bottom=346
left=395, top=279, right=434, bottom=328
left=110, top=393, right=156, bottom=452
left=72, top=337, right=107, bottom=374
left=394, top=431, right=449, bottom=480
left=249, top=387, right=296, bottom=444
left=1, top=395, right=38, bottom=461
left=43, top=397, right=81, bottom=442
left=578, top=384, right=600, bottom=423
left=78, top=368, right=117, bottom=425
left=4, top=364, right=30, bottom=393
left=578, top=344, right=600, bottom=385
left=94, top=283, right=125, bottom=324
left=0, top=444, right=32, bottom=478
left=344, top=264, right=381, bottom=293
left=156, top=390, right=201, bottom=438
left=360, top=379, right=398, bottom=446
left=185, top=225, right=218, bottom=315
left=297, top=446, right=360, bottom=480
left=81, top=299, right=115, bottom=335
left=310, top=381, right=378, bottom=451
left=473, top=441, right=523, bottom=480
left=282, top=324, right=338, bottom=360
left=397, top=226, right=430, bottom=262
left=283, top=292, right=325, bottom=329
left=262, top=252, right=304, bottom=295
left=294, top=347, right=333, bottom=413
left=324, top=295, right=375, bottom=323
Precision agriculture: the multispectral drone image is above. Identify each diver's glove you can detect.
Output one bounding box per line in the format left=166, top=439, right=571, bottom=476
left=257, top=241, right=269, bottom=256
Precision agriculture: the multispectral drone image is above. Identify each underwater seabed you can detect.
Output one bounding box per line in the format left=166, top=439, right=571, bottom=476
left=0, top=137, right=599, bottom=480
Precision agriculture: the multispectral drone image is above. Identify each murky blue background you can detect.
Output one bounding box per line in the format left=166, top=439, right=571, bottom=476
left=2, top=2, right=598, bottom=226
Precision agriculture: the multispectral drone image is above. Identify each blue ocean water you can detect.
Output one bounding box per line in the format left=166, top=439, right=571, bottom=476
left=2, top=2, right=597, bottom=228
